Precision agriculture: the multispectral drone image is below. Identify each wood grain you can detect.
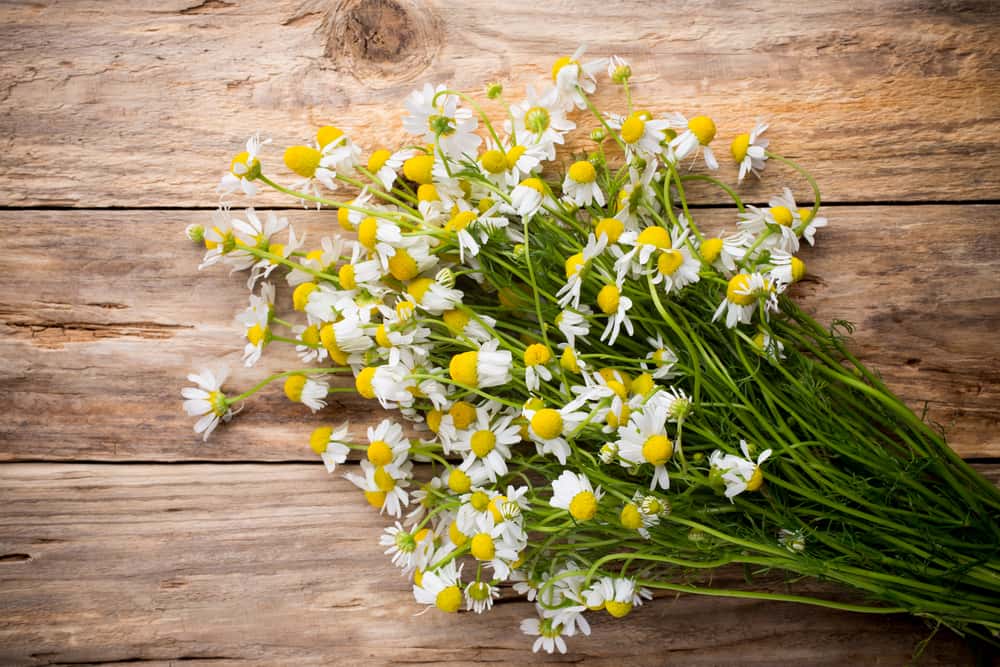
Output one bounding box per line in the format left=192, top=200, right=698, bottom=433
left=1, top=462, right=995, bottom=666
left=1, top=205, right=997, bottom=461
left=1, top=0, right=999, bottom=207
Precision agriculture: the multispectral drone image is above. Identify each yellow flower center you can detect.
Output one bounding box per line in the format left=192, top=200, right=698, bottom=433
left=771, top=205, right=793, bottom=226
left=375, top=323, right=392, bottom=349
left=657, top=249, right=684, bottom=276
left=364, top=490, right=387, bottom=508
left=480, top=149, right=507, bottom=174
left=637, top=226, right=671, bottom=249
left=620, top=114, right=646, bottom=144
left=530, top=408, right=563, bottom=440
left=726, top=274, right=756, bottom=306
left=505, top=145, right=526, bottom=169
left=407, top=277, right=433, bottom=304
left=446, top=210, right=477, bottom=233
left=524, top=343, right=552, bottom=367
left=442, top=309, right=469, bottom=334
left=561, top=347, right=580, bottom=373
left=470, top=533, right=495, bottom=561
left=790, top=256, right=806, bottom=282
left=478, top=197, right=495, bottom=213
left=301, top=324, right=320, bottom=348
left=309, top=426, right=332, bottom=455
left=367, top=439, right=393, bottom=466
left=568, top=160, right=596, bottom=184
left=337, top=206, right=353, bottom=231
left=470, top=490, right=491, bottom=512
left=597, top=284, right=620, bottom=315
left=564, top=252, right=585, bottom=279
left=746, top=466, right=764, bottom=491
left=551, top=55, right=577, bottom=81
left=316, top=126, right=344, bottom=149
left=731, top=133, right=750, bottom=162
left=417, top=183, right=439, bottom=202
left=449, top=351, right=479, bottom=387
left=488, top=494, right=507, bottom=521
left=448, top=467, right=471, bottom=493
left=631, top=372, right=654, bottom=396
left=387, top=248, right=419, bottom=281
left=435, top=585, right=463, bottom=613
left=283, top=375, right=307, bottom=402
left=355, top=366, right=377, bottom=399
left=605, top=600, right=633, bottom=618
left=367, top=148, right=391, bottom=173
left=519, top=177, right=545, bottom=194
left=292, top=282, right=316, bottom=311
left=448, top=520, right=468, bottom=547
left=642, top=435, right=673, bottom=466
left=283, top=145, right=322, bottom=179
left=605, top=380, right=628, bottom=400
left=373, top=465, right=396, bottom=492
left=449, top=401, right=477, bottom=429
left=688, top=116, right=716, bottom=145
left=402, top=154, right=435, bottom=185
left=246, top=323, right=266, bottom=346
left=798, top=207, right=815, bottom=224
left=358, top=217, right=378, bottom=250
left=470, top=430, right=496, bottom=457
left=569, top=490, right=598, bottom=521
left=620, top=503, right=643, bottom=530
left=595, top=217, right=624, bottom=243
left=229, top=151, right=259, bottom=177
left=700, top=238, right=723, bottom=264
left=338, top=263, right=357, bottom=290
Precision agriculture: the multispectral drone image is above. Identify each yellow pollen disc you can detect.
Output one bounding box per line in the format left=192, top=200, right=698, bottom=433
left=367, top=440, right=393, bottom=466
left=642, top=435, right=673, bottom=466
left=753, top=332, right=767, bottom=351
left=435, top=585, right=463, bottom=613
left=337, top=206, right=353, bottom=231
left=620, top=114, right=646, bottom=144
left=447, top=467, right=471, bottom=493
left=700, top=238, right=723, bottom=264
left=524, top=343, right=552, bottom=367
left=746, top=467, right=764, bottom=491
left=358, top=217, right=378, bottom=249
left=727, top=274, right=756, bottom=306
left=599, top=368, right=630, bottom=389
left=797, top=207, right=815, bottom=224
left=564, top=252, right=585, bottom=278
left=478, top=197, right=495, bottom=213
left=505, top=145, right=526, bottom=169
left=606, top=380, right=628, bottom=400
left=597, top=284, right=620, bottom=315
left=375, top=324, right=392, bottom=348
left=447, top=210, right=476, bottom=233
left=470, top=533, right=495, bottom=561
left=417, top=183, right=439, bottom=202
left=530, top=409, right=563, bottom=440
left=568, top=160, right=596, bottom=184
left=338, top=263, right=356, bottom=290
left=388, top=248, right=419, bottom=281
left=230, top=151, right=258, bottom=176
left=403, top=154, right=435, bottom=185
left=488, top=495, right=507, bottom=521
left=292, top=282, right=317, bottom=311
left=301, top=324, right=320, bottom=347
left=551, top=55, right=576, bottom=81
left=470, top=491, right=490, bottom=512
left=283, top=375, right=307, bottom=403
left=561, top=347, right=580, bottom=373
left=309, top=426, right=332, bottom=455
left=448, top=520, right=468, bottom=547
left=373, top=465, right=396, bottom=492
left=449, top=401, right=477, bottom=430
left=637, top=226, right=671, bottom=249
left=658, top=249, right=684, bottom=276
left=688, top=116, right=717, bottom=145
left=414, top=528, right=430, bottom=544
left=283, top=145, right=321, bottom=179
left=606, top=404, right=631, bottom=429
left=246, top=323, right=266, bottom=346
left=407, top=277, right=433, bottom=304
left=595, top=217, right=624, bottom=243
left=367, top=148, right=391, bottom=173
left=605, top=600, right=633, bottom=618
left=426, top=409, right=443, bottom=433
left=442, top=309, right=469, bottom=333
left=480, top=149, right=507, bottom=174
left=770, top=205, right=793, bottom=226
left=267, top=244, right=286, bottom=265
left=620, top=503, right=643, bottom=530
left=316, top=126, right=344, bottom=149
left=305, top=249, right=324, bottom=263
left=790, top=256, right=806, bottom=282
left=319, top=324, right=347, bottom=365
left=731, top=133, right=750, bottom=162
left=470, top=430, right=496, bottom=457
left=449, top=351, right=479, bottom=387
left=364, top=490, right=387, bottom=508
left=519, top=177, right=545, bottom=194
left=569, top=491, right=598, bottom=521
left=355, top=366, right=377, bottom=399
left=413, top=569, right=424, bottom=587
left=395, top=301, right=416, bottom=322
left=631, top=373, right=654, bottom=397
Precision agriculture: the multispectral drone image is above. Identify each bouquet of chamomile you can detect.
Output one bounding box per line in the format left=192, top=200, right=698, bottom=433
left=183, top=48, right=1000, bottom=652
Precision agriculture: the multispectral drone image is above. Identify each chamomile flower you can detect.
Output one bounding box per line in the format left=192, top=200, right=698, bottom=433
left=753, top=330, right=787, bottom=363
left=199, top=207, right=236, bottom=269
left=642, top=334, right=678, bottom=380
left=467, top=512, right=521, bottom=580
left=709, top=439, right=773, bottom=499
left=668, top=113, right=719, bottom=170
left=318, top=127, right=363, bottom=175
left=404, top=83, right=481, bottom=159
left=523, top=404, right=589, bottom=465
left=608, top=111, right=671, bottom=159
left=768, top=250, right=807, bottom=285
left=698, top=230, right=753, bottom=274
left=510, top=177, right=552, bottom=219
left=405, top=276, right=464, bottom=316
left=550, top=470, right=603, bottom=522
left=731, top=120, right=769, bottom=182
left=448, top=338, right=513, bottom=389
left=218, top=133, right=269, bottom=197
left=441, top=308, right=497, bottom=343
left=521, top=607, right=569, bottom=654
left=523, top=343, right=554, bottom=392
left=380, top=521, right=434, bottom=574
left=367, top=147, right=416, bottom=190
left=292, top=323, right=325, bottom=363
left=712, top=272, right=782, bottom=328
left=465, top=579, right=500, bottom=614
left=615, top=404, right=673, bottom=490
left=356, top=215, right=404, bottom=271
left=283, top=374, right=328, bottom=412
left=798, top=205, right=828, bottom=246
left=596, top=282, right=634, bottom=345
left=413, top=558, right=464, bottom=613
left=555, top=306, right=592, bottom=348
left=562, top=160, right=605, bottom=207
left=737, top=193, right=801, bottom=254
left=455, top=405, right=520, bottom=481
left=235, top=282, right=274, bottom=367
left=286, top=235, right=347, bottom=287
left=227, top=208, right=291, bottom=274
left=181, top=367, right=233, bottom=441
left=557, top=233, right=608, bottom=309
left=507, top=85, right=575, bottom=159
left=308, top=422, right=351, bottom=473
left=549, top=46, right=607, bottom=112
left=345, top=458, right=412, bottom=517
left=582, top=576, right=650, bottom=618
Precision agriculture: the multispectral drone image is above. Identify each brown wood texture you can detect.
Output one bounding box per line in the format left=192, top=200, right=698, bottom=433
left=2, top=0, right=1000, bottom=664
left=0, top=0, right=998, bottom=207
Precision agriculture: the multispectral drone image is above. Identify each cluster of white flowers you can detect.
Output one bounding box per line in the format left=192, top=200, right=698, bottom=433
left=183, top=47, right=825, bottom=653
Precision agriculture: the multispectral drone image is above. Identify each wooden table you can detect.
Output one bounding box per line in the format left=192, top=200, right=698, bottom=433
left=2, top=1, right=998, bottom=664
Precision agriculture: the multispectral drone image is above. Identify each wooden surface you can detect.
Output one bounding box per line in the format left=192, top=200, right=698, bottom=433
left=1, top=0, right=999, bottom=664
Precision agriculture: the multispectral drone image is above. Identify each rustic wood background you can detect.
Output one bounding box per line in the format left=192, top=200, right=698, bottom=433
left=1, top=0, right=999, bottom=664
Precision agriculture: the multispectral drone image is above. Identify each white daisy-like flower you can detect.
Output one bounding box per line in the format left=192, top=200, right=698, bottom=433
left=455, top=405, right=520, bottom=481
left=642, top=334, right=678, bottom=380
left=556, top=306, right=592, bottom=349
left=198, top=207, right=235, bottom=269
left=712, top=272, right=782, bottom=329
left=226, top=208, right=289, bottom=272
left=448, top=338, right=513, bottom=390
left=549, top=45, right=607, bottom=112
left=768, top=250, right=806, bottom=286
left=753, top=330, right=787, bottom=363
left=286, top=235, right=347, bottom=287
left=356, top=215, right=404, bottom=271
left=181, top=367, right=233, bottom=441
left=309, top=422, right=351, bottom=473
left=557, top=233, right=608, bottom=309
left=406, top=276, right=464, bottom=316
left=345, top=458, right=412, bottom=518
left=467, top=512, right=522, bottom=581
left=595, top=282, right=634, bottom=345
left=549, top=470, right=603, bottom=521
left=732, top=120, right=769, bottom=182
left=379, top=521, right=430, bottom=574
left=465, top=579, right=500, bottom=614
left=234, top=282, right=274, bottom=367
left=521, top=607, right=569, bottom=654
left=583, top=576, right=651, bottom=617
left=318, top=131, right=363, bottom=176
left=709, top=439, right=773, bottom=500
left=403, top=83, right=481, bottom=159
left=218, top=133, right=269, bottom=197
left=413, top=558, right=464, bottom=613
left=509, top=177, right=550, bottom=219
left=367, top=147, right=416, bottom=190
left=292, top=323, right=326, bottom=364
left=523, top=343, right=554, bottom=393
left=523, top=404, right=588, bottom=465
left=667, top=112, right=719, bottom=170
left=607, top=111, right=672, bottom=159
left=615, top=403, right=673, bottom=490
left=284, top=375, right=328, bottom=412
left=699, top=230, right=753, bottom=275
left=562, top=159, right=604, bottom=208
left=737, top=191, right=801, bottom=254
left=507, top=85, right=576, bottom=160
left=799, top=205, right=828, bottom=247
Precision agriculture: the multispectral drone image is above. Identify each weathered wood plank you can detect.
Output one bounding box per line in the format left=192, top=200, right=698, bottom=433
left=1, top=462, right=994, bottom=666
left=1, top=206, right=997, bottom=460
left=1, top=1, right=998, bottom=206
